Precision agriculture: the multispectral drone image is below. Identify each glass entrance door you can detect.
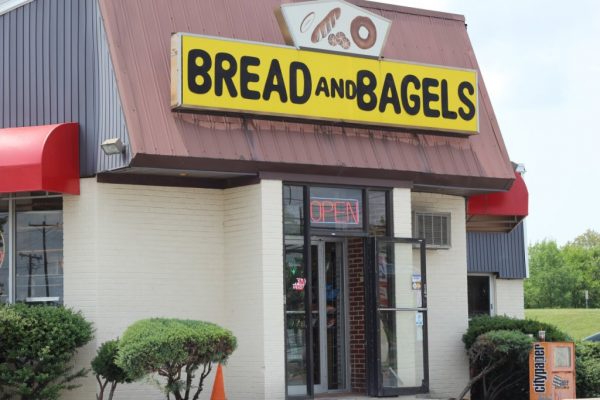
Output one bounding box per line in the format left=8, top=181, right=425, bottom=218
left=366, top=237, right=429, bottom=396
left=311, top=239, right=349, bottom=394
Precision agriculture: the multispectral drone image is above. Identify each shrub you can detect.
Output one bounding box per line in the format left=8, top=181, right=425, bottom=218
left=463, top=315, right=570, bottom=349
left=0, top=303, right=93, bottom=400
left=576, top=341, right=600, bottom=397
left=460, top=316, right=570, bottom=400
left=91, top=339, right=131, bottom=400
left=116, top=318, right=236, bottom=400
left=458, top=330, right=533, bottom=400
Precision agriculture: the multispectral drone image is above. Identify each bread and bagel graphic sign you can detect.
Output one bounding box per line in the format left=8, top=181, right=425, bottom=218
left=171, top=0, right=479, bottom=135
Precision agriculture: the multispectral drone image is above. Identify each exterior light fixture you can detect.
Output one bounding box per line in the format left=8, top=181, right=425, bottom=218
left=100, top=138, right=125, bottom=155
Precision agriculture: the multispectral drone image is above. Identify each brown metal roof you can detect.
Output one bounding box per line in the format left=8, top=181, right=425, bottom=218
left=98, top=0, right=514, bottom=191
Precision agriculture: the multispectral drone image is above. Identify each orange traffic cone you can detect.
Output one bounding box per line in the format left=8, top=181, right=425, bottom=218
left=210, top=364, right=226, bottom=400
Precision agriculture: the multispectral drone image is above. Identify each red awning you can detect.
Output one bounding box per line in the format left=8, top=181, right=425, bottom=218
left=0, top=123, right=79, bottom=195
left=467, top=171, right=528, bottom=232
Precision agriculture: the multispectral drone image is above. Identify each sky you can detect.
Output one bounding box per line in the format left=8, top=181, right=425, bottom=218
left=382, top=0, right=600, bottom=245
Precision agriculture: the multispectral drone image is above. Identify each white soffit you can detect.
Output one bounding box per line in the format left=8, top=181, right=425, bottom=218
left=0, top=0, right=33, bottom=16
left=278, top=0, right=392, bottom=58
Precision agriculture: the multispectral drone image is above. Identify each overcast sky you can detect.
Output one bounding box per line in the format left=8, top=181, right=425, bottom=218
left=383, top=0, right=600, bottom=245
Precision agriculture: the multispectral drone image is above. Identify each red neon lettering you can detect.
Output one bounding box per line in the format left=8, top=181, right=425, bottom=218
left=310, top=197, right=361, bottom=225
left=334, top=201, right=346, bottom=223
left=323, top=201, right=335, bottom=221
left=310, top=200, right=322, bottom=223
left=347, top=200, right=359, bottom=224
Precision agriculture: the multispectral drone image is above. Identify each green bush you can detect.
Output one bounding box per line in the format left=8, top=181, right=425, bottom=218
left=91, top=339, right=131, bottom=400
left=0, top=303, right=93, bottom=400
left=116, top=318, right=236, bottom=400
left=463, top=315, right=570, bottom=349
left=460, top=316, right=569, bottom=400
left=576, top=341, right=600, bottom=397
left=458, top=330, right=533, bottom=400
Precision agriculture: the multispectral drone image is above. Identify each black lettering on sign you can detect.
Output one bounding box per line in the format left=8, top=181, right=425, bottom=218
left=289, top=62, right=312, bottom=104
left=315, top=76, right=330, bottom=97
left=330, top=78, right=344, bottom=98
left=458, top=81, right=476, bottom=121
left=188, top=49, right=212, bottom=94
left=533, top=343, right=548, bottom=393
left=440, top=79, right=457, bottom=120
left=401, top=75, right=421, bottom=115
left=357, top=70, right=377, bottom=111
left=240, top=56, right=261, bottom=100
left=345, top=80, right=357, bottom=100
left=422, top=78, right=440, bottom=118
left=262, top=59, right=288, bottom=102
left=214, top=52, right=238, bottom=97
left=379, top=73, right=400, bottom=114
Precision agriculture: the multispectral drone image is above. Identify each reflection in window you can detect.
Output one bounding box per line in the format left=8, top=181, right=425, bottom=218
left=368, top=190, right=387, bottom=236
left=283, top=185, right=308, bottom=395
left=284, top=185, right=304, bottom=236
left=0, top=195, right=63, bottom=304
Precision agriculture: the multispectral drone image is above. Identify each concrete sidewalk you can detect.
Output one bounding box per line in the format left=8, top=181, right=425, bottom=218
left=315, top=395, right=452, bottom=400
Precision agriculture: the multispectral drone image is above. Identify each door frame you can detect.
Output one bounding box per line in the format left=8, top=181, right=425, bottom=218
left=310, top=237, right=351, bottom=394
left=365, top=237, right=429, bottom=397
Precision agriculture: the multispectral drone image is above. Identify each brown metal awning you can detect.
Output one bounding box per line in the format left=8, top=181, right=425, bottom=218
left=98, top=0, right=514, bottom=191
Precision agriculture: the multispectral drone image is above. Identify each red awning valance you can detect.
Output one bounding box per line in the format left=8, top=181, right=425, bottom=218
left=0, top=123, right=79, bottom=195
left=467, top=171, right=528, bottom=232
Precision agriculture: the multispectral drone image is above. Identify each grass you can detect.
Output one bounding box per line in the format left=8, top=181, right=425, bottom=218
left=525, top=308, right=600, bottom=340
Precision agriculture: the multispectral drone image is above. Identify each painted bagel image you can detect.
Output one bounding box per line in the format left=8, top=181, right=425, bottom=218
left=350, top=16, right=377, bottom=49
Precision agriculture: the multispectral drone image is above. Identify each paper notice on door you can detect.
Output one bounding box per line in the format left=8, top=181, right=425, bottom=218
left=412, top=273, right=422, bottom=290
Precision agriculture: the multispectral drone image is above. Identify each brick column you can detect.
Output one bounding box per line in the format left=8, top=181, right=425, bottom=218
left=348, top=237, right=366, bottom=393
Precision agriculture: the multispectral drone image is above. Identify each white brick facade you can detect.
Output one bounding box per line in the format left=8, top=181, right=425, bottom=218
left=61, top=181, right=473, bottom=399
left=411, top=192, right=470, bottom=399
left=495, top=278, right=525, bottom=319
left=63, top=178, right=283, bottom=400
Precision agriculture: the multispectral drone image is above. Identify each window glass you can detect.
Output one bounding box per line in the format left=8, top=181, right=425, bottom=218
left=309, top=187, right=363, bottom=230
left=368, top=190, right=387, bottom=236
left=0, top=200, right=8, bottom=303
left=15, top=197, right=63, bottom=304
left=283, top=185, right=308, bottom=395
left=284, top=185, right=305, bottom=236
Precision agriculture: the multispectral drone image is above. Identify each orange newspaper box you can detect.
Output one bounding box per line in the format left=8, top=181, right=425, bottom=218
left=530, top=341, right=576, bottom=400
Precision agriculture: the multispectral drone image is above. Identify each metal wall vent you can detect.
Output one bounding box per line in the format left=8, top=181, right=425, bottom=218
left=414, top=212, right=451, bottom=248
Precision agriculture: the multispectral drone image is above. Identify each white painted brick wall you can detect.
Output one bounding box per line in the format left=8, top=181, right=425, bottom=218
left=411, top=192, right=470, bottom=399
left=259, top=180, right=285, bottom=399
left=495, top=279, right=525, bottom=319
left=63, top=179, right=284, bottom=400
left=222, top=180, right=284, bottom=399
left=393, top=188, right=412, bottom=237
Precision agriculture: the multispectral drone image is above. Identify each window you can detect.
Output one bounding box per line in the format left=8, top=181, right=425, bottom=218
left=0, top=194, right=63, bottom=304
left=413, top=212, right=451, bottom=248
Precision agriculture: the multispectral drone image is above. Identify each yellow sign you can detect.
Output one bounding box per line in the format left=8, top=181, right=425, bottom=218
left=171, top=33, right=479, bottom=134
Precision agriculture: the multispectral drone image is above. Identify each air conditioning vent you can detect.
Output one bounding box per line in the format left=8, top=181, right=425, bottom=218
left=414, top=212, right=451, bottom=248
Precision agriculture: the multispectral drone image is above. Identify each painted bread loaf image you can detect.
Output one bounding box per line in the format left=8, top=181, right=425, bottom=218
left=311, top=7, right=341, bottom=43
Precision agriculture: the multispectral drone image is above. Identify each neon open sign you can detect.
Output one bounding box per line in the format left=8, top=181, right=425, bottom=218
left=310, top=197, right=362, bottom=227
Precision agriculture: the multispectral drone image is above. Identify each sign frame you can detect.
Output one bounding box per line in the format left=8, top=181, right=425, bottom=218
left=171, top=32, right=480, bottom=135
